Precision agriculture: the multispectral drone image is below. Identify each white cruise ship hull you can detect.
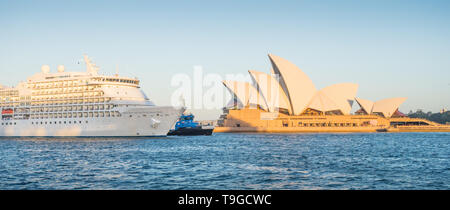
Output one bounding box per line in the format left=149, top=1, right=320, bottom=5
left=0, top=106, right=183, bottom=137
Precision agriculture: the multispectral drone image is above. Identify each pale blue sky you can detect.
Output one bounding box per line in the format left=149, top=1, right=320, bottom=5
left=1, top=0, right=449, bottom=120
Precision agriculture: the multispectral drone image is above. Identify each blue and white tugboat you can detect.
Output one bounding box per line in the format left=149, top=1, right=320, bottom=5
left=167, top=113, right=214, bottom=136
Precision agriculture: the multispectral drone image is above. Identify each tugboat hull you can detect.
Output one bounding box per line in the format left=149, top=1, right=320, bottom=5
left=167, top=127, right=213, bottom=136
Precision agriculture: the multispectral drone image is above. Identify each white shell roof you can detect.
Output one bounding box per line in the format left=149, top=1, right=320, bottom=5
left=222, top=80, right=268, bottom=111
left=355, top=97, right=407, bottom=117
left=308, top=91, right=339, bottom=112
left=318, top=83, right=358, bottom=115
left=372, top=97, right=407, bottom=118
left=355, top=98, right=375, bottom=114
left=248, top=70, right=292, bottom=114
left=268, top=54, right=317, bottom=115
left=308, top=83, right=358, bottom=114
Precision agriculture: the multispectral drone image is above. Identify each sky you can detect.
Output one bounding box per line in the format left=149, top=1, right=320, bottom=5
left=1, top=0, right=449, bottom=120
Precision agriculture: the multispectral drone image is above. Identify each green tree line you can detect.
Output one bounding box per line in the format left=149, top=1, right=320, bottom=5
left=408, top=110, right=450, bottom=125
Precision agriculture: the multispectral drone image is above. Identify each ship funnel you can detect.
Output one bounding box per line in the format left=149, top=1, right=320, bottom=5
left=57, top=65, right=65, bottom=72
left=41, top=65, right=50, bottom=74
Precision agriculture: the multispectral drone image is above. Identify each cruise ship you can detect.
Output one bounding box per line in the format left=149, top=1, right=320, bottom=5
left=0, top=55, right=183, bottom=137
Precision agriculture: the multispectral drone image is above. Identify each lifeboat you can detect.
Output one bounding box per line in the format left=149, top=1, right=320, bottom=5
left=1, top=109, right=13, bottom=115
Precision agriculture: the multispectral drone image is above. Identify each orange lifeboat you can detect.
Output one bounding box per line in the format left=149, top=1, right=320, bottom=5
left=1, top=109, right=13, bottom=115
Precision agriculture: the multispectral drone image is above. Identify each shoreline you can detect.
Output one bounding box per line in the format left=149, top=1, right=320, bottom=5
left=213, top=126, right=450, bottom=133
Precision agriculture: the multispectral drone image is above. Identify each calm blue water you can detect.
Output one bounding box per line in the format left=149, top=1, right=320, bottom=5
left=0, top=133, right=448, bottom=190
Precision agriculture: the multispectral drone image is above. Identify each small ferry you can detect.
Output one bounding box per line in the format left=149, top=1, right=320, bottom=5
left=167, top=113, right=214, bottom=136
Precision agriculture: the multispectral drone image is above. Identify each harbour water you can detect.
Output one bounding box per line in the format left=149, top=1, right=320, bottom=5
left=0, top=133, right=448, bottom=190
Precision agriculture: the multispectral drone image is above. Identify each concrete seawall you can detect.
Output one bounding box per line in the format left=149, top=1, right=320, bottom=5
left=214, top=126, right=450, bottom=133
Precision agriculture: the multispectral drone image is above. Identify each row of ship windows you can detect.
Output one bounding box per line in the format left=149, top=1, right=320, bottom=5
left=0, top=91, right=19, bottom=97
left=28, top=111, right=122, bottom=118
left=1, top=121, right=89, bottom=126
left=30, top=81, right=90, bottom=89
left=2, top=90, right=101, bottom=98
left=25, top=105, right=115, bottom=112
left=31, top=78, right=138, bottom=89
left=1, top=96, right=110, bottom=104
left=32, top=86, right=97, bottom=93
left=13, top=112, right=158, bottom=119
left=32, top=91, right=104, bottom=98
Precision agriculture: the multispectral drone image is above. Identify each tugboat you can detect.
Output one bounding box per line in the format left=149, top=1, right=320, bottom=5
left=167, top=113, right=214, bottom=136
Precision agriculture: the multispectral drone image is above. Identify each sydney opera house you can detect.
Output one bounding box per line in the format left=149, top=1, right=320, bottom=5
left=215, top=54, right=449, bottom=132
